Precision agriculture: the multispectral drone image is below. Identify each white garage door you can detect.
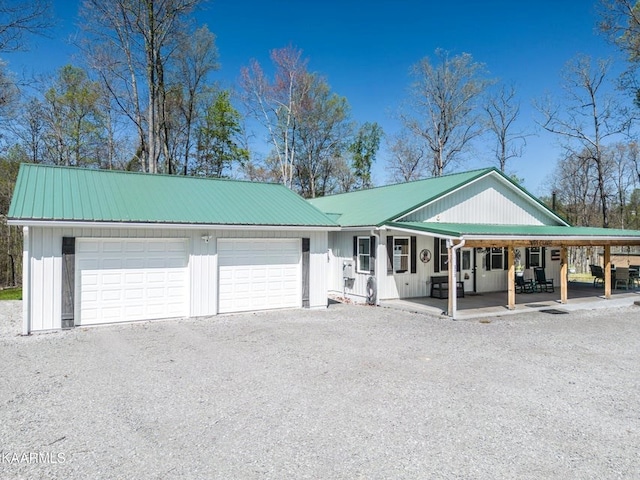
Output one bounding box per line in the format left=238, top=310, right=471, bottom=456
left=76, top=238, right=189, bottom=325
left=218, top=238, right=301, bottom=314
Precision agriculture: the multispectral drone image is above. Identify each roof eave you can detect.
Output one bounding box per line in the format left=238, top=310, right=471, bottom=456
left=7, top=219, right=340, bottom=231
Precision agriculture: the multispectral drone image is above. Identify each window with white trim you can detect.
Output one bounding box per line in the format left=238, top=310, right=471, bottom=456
left=438, top=238, right=448, bottom=271
left=393, top=237, right=409, bottom=273
left=491, top=247, right=503, bottom=270
left=357, top=236, right=371, bottom=273
left=528, top=247, right=542, bottom=267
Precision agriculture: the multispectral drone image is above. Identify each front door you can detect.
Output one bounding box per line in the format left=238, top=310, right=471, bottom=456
left=460, top=248, right=475, bottom=293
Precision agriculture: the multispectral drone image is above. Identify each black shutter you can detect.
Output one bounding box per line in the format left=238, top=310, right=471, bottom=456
left=369, top=236, right=376, bottom=274
left=485, top=250, right=491, bottom=271
left=525, top=248, right=531, bottom=269
left=503, top=248, right=508, bottom=270
left=302, top=238, right=310, bottom=308
left=434, top=238, right=440, bottom=273
left=410, top=236, right=417, bottom=274
left=542, top=247, right=546, bottom=268
left=386, top=235, right=394, bottom=274
left=353, top=236, right=357, bottom=259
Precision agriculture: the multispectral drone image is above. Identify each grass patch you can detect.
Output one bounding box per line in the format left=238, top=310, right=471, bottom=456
left=568, top=273, right=594, bottom=283
left=0, top=287, right=22, bottom=300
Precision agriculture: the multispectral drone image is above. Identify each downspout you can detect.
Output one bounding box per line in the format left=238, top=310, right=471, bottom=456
left=371, top=228, right=381, bottom=305
left=447, top=238, right=466, bottom=320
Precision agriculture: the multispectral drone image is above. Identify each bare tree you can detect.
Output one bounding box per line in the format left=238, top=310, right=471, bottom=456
left=0, top=0, right=52, bottom=52
left=80, top=0, right=202, bottom=173
left=385, top=130, right=428, bottom=183
left=240, top=45, right=310, bottom=188
left=536, top=55, right=631, bottom=228
left=484, top=83, right=527, bottom=172
left=401, top=49, right=492, bottom=176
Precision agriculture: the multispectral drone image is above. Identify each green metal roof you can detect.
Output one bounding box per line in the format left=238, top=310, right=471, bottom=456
left=308, top=168, right=517, bottom=227
left=386, top=222, right=640, bottom=239
left=8, top=164, right=337, bottom=227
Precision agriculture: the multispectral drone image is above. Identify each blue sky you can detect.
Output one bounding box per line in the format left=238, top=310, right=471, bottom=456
left=3, top=0, right=626, bottom=195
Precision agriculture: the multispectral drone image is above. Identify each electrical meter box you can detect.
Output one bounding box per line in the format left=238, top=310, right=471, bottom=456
left=342, top=260, right=354, bottom=279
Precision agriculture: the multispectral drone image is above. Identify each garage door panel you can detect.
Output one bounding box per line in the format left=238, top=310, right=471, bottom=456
left=218, top=239, right=300, bottom=314
left=77, top=238, right=188, bottom=325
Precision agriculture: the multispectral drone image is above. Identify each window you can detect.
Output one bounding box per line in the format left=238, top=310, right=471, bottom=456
left=438, top=238, right=448, bottom=272
left=462, top=250, right=471, bottom=271
left=528, top=247, right=542, bottom=267
left=393, top=237, right=409, bottom=273
left=491, top=247, right=503, bottom=270
left=357, top=236, right=370, bottom=273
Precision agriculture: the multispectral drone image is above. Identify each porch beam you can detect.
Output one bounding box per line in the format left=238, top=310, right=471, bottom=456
left=507, top=246, right=515, bottom=310
left=604, top=246, right=611, bottom=299
left=560, top=247, right=568, bottom=304
left=463, top=240, right=640, bottom=248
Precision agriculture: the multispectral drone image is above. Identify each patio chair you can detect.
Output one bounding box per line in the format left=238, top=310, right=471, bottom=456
left=533, top=267, right=554, bottom=293
left=630, top=265, right=640, bottom=288
left=589, top=264, right=604, bottom=287
left=614, top=267, right=630, bottom=290
left=515, top=275, right=534, bottom=293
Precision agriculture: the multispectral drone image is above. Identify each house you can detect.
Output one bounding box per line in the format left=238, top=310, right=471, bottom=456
left=9, top=164, right=640, bottom=334
left=309, top=167, right=640, bottom=317
left=8, top=164, right=337, bottom=334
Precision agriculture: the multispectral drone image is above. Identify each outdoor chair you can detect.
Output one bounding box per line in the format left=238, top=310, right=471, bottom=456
left=614, top=267, right=631, bottom=290
left=630, top=265, right=640, bottom=288
left=589, top=264, right=604, bottom=287
left=533, top=267, right=554, bottom=293
left=515, top=275, right=534, bottom=293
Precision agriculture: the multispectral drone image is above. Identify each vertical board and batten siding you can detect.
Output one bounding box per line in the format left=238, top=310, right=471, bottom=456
left=25, top=226, right=327, bottom=332
left=328, top=230, right=436, bottom=300
left=327, top=232, right=561, bottom=300
left=401, top=176, right=562, bottom=226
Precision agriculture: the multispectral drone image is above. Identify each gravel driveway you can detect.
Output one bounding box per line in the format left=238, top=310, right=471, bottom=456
left=1, top=300, right=639, bottom=479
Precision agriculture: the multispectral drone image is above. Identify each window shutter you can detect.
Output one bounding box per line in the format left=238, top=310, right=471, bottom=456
left=542, top=247, right=546, bottom=268
left=485, top=250, right=491, bottom=271
left=525, top=248, right=531, bottom=269
left=503, top=248, right=508, bottom=270
left=369, top=236, right=376, bottom=274
left=353, top=236, right=357, bottom=259
left=434, top=238, right=440, bottom=273
left=386, top=235, right=394, bottom=274
left=410, top=236, right=417, bottom=274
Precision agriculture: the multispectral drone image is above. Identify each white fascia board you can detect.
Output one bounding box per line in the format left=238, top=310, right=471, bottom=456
left=462, top=234, right=640, bottom=242
left=6, top=220, right=340, bottom=231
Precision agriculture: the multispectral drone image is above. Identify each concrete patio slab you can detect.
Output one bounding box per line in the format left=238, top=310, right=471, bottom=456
left=380, top=281, right=640, bottom=320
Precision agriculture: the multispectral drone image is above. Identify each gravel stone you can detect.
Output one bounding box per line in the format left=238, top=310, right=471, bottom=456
left=1, top=300, right=639, bottom=479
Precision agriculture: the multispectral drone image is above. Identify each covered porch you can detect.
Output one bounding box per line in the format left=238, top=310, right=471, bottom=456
left=384, top=221, right=640, bottom=319
left=380, top=281, right=640, bottom=320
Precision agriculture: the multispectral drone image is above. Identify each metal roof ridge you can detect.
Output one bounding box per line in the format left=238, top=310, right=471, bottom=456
left=18, top=163, right=290, bottom=188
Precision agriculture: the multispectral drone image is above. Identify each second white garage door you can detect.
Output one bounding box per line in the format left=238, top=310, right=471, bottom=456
left=218, top=238, right=301, bottom=313
left=76, top=238, right=189, bottom=325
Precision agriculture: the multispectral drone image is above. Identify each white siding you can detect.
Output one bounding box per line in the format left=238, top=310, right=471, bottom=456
left=25, top=226, right=328, bottom=333
left=402, top=175, right=563, bottom=225
left=326, top=233, right=562, bottom=300
left=328, top=230, right=438, bottom=301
